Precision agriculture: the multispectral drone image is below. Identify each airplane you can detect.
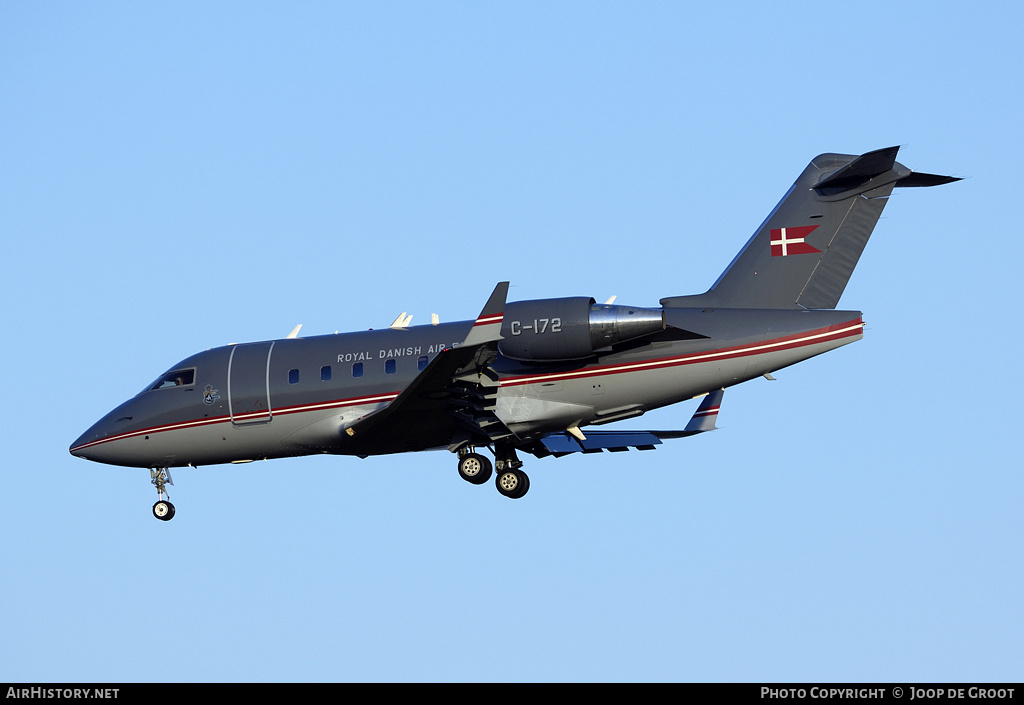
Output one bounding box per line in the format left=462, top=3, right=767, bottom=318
left=70, top=146, right=958, bottom=520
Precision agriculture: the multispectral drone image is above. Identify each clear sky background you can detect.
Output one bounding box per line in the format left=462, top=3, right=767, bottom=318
left=2, top=2, right=1021, bottom=683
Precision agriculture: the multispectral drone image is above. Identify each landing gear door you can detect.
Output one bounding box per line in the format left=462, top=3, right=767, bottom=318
left=228, top=342, right=275, bottom=425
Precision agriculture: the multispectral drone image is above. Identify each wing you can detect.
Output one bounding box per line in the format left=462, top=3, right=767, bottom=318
left=339, top=282, right=512, bottom=456
left=523, top=389, right=724, bottom=458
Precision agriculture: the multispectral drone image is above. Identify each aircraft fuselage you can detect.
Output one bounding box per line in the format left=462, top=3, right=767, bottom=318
left=70, top=307, right=862, bottom=468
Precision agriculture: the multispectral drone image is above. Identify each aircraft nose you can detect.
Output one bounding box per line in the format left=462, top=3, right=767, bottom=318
left=69, top=399, right=140, bottom=465
left=69, top=420, right=109, bottom=460
left=69, top=433, right=86, bottom=457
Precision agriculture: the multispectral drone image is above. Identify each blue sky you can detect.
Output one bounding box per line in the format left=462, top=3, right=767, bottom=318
left=2, top=2, right=1021, bottom=682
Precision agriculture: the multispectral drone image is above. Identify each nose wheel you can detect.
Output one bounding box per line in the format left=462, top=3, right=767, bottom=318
left=153, top=500, right=175, bottom=521
left=150, top=467, right=176, bottom=521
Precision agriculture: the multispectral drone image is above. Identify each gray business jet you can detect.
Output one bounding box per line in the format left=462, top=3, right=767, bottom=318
left=71, top=147, right=958, bottom=519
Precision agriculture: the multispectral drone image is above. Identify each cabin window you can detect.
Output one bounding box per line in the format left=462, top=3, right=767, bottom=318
left=385, top=359, right=396, bottom=374
left=352, top=363, right=363, bottom=378
left=150, top=368, right=195, bottom=390
left=321, top=365, right=332, bottom=382
left=417, top=355, right=428, bottom=370
left=289, top=369, right=300, bottom=384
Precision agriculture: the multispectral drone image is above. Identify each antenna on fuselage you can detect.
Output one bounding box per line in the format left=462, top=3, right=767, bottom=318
left=390, top=313, right=413, bottom=329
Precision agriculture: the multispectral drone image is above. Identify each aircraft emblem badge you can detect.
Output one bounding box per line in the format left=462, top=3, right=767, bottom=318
left=203, top=385, right=220, bottom=405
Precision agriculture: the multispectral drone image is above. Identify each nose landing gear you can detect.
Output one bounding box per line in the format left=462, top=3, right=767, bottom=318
left=150, top=467, right=175, bottom=521
left=152, top=499, right=175, bottom=520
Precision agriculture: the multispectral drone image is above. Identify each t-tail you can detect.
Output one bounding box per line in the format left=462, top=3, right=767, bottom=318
left=661, top=146, right=960, bottom=310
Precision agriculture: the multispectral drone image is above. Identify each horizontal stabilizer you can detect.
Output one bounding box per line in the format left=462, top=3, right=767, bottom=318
left=814, top=146, right=961, bottom=195
left=813, top=146, right=900, bottom=195
left=894, top=171, right=962, bottom=188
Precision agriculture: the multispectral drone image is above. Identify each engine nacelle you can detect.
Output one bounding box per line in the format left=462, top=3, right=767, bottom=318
left=499, top=297, right=665, bottom=361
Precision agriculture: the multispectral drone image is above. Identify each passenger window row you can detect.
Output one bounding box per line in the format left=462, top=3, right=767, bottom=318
left=287, top=356, right=429, bottom=384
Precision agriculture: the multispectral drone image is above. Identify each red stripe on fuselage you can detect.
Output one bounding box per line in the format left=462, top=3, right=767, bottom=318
left=69, top=391, right=401, bottom=453
left=499, top=318, right=864, bottom=388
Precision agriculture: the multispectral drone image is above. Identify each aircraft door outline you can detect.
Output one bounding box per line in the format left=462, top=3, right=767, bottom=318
left=227, top=341, right=275, bottom=425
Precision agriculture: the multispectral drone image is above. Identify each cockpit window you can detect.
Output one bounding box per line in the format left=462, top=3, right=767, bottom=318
left=150, top=368, right=196, bottom=390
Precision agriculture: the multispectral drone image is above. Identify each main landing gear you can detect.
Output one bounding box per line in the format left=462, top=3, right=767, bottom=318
left=150, top=467, right=175, bottom=521
left=457, top=451, right=492, bottom=485
left=456, top=445, right=530, bottom=499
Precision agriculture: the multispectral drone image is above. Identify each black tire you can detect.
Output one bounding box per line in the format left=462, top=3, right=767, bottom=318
left=512, top=470, right=530, bottom=499
left=458, top=452, right=492, bottom=485
left=153, top=500, right=175, bottom=521
left=495, top=469, right=528, bottom=499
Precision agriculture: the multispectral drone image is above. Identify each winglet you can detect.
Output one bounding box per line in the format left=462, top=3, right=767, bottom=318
left=682, top=389, right=723, bottom=436
left=461, top=282, right=509, bottom=346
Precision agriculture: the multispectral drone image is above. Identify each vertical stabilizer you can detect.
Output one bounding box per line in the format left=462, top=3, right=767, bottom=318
left=661, top=147, right=960, bottom=310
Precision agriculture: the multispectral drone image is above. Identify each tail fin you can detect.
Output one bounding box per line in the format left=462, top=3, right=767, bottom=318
left=662, top=147, right=959, bottom=310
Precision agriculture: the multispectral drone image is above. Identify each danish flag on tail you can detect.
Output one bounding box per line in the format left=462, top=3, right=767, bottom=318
left=770, top=225, right=821, bottom=257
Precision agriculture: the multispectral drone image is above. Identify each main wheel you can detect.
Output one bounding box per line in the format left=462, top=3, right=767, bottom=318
left=495, top=469, right=529, bottom=499
left=513, top=471, right=530, bottom=499
left=153, top=500, right=175, bottom=521
left=458, top=452, right=492, bottom=485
